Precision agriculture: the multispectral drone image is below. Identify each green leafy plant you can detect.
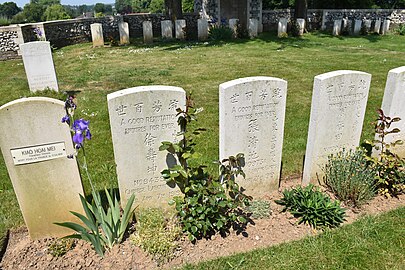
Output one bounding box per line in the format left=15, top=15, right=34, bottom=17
left=396, top=24, right=405, bottom=35
left=47, top=238, right=75, bottom=257
left=160, top=94, right=252, bottom=241
left=130, top=208, right=181, bottom=265
left=244, top=200, right=271, bottom=219
left=364, top=109, right=405, bottom=197
left=322, top=148, right=376, bottom=207
left=55, top=93, right=136, bottom=257
left=209, top=25, right=233, bottom=41
left=275, top=185, right=346, bottom=229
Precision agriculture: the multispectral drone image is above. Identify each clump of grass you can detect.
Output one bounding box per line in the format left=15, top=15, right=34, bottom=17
left=130, top=208, right=181, bottom=265
left=322, top=148, right=376, bottom=207
left=245, top=200, right=271, bottom=219
left=47, top=238, right=75, bottom=257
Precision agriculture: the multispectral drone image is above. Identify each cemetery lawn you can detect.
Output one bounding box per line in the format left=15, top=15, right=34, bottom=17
left=1, top=32, right=405, bottom=264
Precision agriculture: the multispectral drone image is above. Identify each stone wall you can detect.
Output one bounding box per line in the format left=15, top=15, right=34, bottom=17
left=0, top=25, right=23, bottom=60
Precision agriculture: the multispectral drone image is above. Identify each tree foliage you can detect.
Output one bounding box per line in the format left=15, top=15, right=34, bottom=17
left=0, top=2, right=21, bottom=19
left=43, top=4, right=70, bottom=21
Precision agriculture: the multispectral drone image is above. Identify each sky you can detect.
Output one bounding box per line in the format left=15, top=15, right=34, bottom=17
left=0, top=0, right=114, bottom=8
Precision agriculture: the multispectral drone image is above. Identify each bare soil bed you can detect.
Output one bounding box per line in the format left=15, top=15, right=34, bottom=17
left=1, top=176, right=404, bottom=270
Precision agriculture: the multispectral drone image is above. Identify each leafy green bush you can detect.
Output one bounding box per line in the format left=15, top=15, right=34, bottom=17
left=0, top=16, right=10, bottom=26
left=396, top=24, right=405, bottom=35
left=322, top=148, right=376, bottom=207
left=275, top=185, right=346, bottom=229
left=160, top=94, right=252, bottom=241
left=130, top=208, right=181, bottom=265
left=209, top=25, right=233, bottom=41
left=245, top=200, right=271, bottom=219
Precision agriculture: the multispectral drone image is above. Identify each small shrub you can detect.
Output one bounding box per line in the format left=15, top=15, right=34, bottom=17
left=396, top=24, right=405, bottom=35
left=275, top=185, right=346, bottom=229
left=209, top=25, right=233, bottom=41
left=322, top=148, right=376, bottom=207
left=0, top=16, right=10, bottom=26
left=236, top=23, right=249, bottom=39
left=278, top=32, right=288, bottom=38
left=48, top=238, right=75, bottom=257
left=245, top=200, right=271, bottom=219
left=130, top=208, right=181, bottom=265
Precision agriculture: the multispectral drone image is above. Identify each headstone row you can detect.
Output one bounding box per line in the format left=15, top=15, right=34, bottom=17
left=332, top=18, right=391, bottom=36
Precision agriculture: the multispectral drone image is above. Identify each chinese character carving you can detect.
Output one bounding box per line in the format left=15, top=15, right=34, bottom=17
left=152, top=100, right=162, bottom=113
left=230, top=93, right=240, bottom=104
left=116, top=104, right=127, bottom=116
left=146, top=148, right=157, bottom=161
left=144, top=133, right=157, bottom=147
left=248, top=135, right=259, bottom=149
left=248, top=119, right=259, bottom=133
left=259, top=89, right=268, bottom=100
left=133, top=102, right=144, bottom=113
left=245, top=91, right=253, bottom=101
left=168, top=99, right=179, bottom=110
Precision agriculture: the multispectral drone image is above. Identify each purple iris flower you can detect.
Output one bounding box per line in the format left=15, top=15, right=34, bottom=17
left=34, top=27, right=43, bottom=37
left=61, top=115, right=70, bottom=125
left=72, top=118, right=91, bottom=149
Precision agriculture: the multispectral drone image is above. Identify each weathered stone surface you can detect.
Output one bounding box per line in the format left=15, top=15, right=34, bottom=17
left=20, top=41, right=58, bottom=92
left=278, top=18, right=288, bottom=37
left=302, top=70, right=371, bottom=185
left=296, top=18, right=305, bottom=36
left=118, top=21, right=130, bottom=45
left=353, top=19, right=362, bottom=35
left=248, top=18, right=258, bottom=38
left=107, top=86, right=186, bottom=208
left=0, top=97, right=84, bottom=239
left=381, top=19, right=391, bottom=35
left=333, top=19, right=342, bottom=36
left=142, top=21, right=153, bottom=44
left=219, top=76, right=287, bottom=195
left=161, top=20, right=173, bottom=39
left=90, top=23, right=104, bottom=47
left=374, top=19, right=381, bottom=33
left=175, top=19, right=186, bottom=39
left=229, top=18, right=238, bottom=38
left=379, top=66, right=405, bottom=158
left=197, top=18, right=208, bottom=41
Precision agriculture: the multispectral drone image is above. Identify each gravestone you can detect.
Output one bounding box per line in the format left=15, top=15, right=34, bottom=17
left=248, top=18, right=258, bottom=38
left=20, top=41, right=59, bottom=92
left=143, top=21, right=153, bottom=44
left=333, top=19, right=342, bottom=36
left=90, top=23, right=104, bottom=47
left=364, top=19, right=372, bottom=32
left=229, top=18, right=238, bottom=38
left=278, top=18, right=288, bottom=37
left=302, top=70, right=371, bottom=185
left=107, top=86, right=186, bottom=208
left=296, top=18, right=305, bottom=36
left=374, top=19, right=381, bottom=33
left=379, top=66, right=405, bottom=158
left=381, top=19, right=391, bottom=35
left=161, top=20, right=173, bottom=39
left=0, top=97, right=84, bottom=239
left=198, top=18, right=208, bottom=41
left=175, top=19, right=186, bottom=40
left=353, top=20, right=362, bottom=35
left=342, top=18, right=348, bottom=30
left=219, top=76, right=287, bottom=195
left=118, top=21, right=130, bottom=45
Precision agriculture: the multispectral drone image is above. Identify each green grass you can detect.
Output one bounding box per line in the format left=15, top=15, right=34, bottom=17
left=1, top=32, right=405, bottom=256
left=182, top=206, right=405, bottom=270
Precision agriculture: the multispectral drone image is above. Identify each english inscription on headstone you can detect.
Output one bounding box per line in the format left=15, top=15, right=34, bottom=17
left=302, top=70, right=371, bottom=185
left=219, top=77, right=287, bottom=195
left=0, top=97, right=84, bottom=239
left=107, top=86, right=186, bottom=208
left=20, top=41, right=58, bottom=92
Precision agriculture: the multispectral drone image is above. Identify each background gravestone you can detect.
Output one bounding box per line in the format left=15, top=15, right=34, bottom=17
left=302, top=70, right=371, bottom=185
left=119, top=21, right=130, bottom=45
left=107, top=86, right=186, bottom=208
left=143, top=21, right=153, bottom=44
left=333, top=19, right=342, bottom=36
left=175, top=19, right=186, bottom=40
left=0, top=97, right=84, bottom=239
left=161, top=20, right=173, bottom=39
left=248, top=18, right=258, bottom=38
left=296, top=18, right=305, bottom=36
left=219, top=77, right=287, bottom=195
left=90, top=23, right=104, bottom=47
left=278, top=18, right=288, bottom=37
left=198, top=18, right=208, bottom=41
left=379, top=66, right=405, bottom=158
left=353, top=20, right=362, bottom=35
left=20, top=41, right=58, bottom=92
left=229, top=18, right=239, bottom=38
left=374, top=19, right=381, bottom=33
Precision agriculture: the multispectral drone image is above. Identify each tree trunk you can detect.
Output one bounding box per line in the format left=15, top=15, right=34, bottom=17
left=294, top=0, right=307, bottom=20
left=165, top=0, right=183, bottom=21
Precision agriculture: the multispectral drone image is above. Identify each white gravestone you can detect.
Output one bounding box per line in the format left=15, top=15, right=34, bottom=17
left=219, top=77, right=287, bottom=194
left=119, top=21, right=130, bottom=45
left=278, top=18, right=288, bottom=37
left=161, top=20, right=173, bottom=39
left=143, top=21, right=153, bottom=44
left=302, top=70, right=371, bottom=185
left=379, top=66, right=405, bottom=158
left=381, top=19, right=391, bottom=35
left=248, top=18, right=258, bottom=38
left=107, top=86, right=186, bottom=208
left=374, top=19, right=381, bottom=33
left=90, top=23, right=104, bottom=47
left=353, top=20, right=362, bottom=35
left=333, top=19, right=342, bottom=36
left=20, top=41, right=58, bottom=92
left=198, top=18, right=208, bottom=41
left=364, top=19, right=372, bottom=32
left=175, top=19, right=186, bottom=40
left=296, top=18, right=305, bottom=36
left=0, top=97, right=84, bottom=239
left=229, top=18, right=239, bottom=38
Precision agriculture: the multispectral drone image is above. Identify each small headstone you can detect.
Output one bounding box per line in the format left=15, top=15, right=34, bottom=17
left=278, top=18, right=288, bottom=37
left=346, top=19, right=353, bottom=35
left=161, top=20, right=173, bottom=39
left=198, top=18, right=208, bottom=41
left=333, top=19, right=342, bottom=36
left=353, top=20, right=362, bottom=35
left=229, top=18, right=238, bottom=38
left=107, top=86, right=186, bottom=208
left=302, top=70, right=371, bottom=185
left=296, top=18, right=305, bottom=36
left=118, top=21, right=130, bottom=45
left=175, top=19, right=186, bottom=40
left=379, top=66, right=405, bottom=158
left=381, top=19, right=391, bottom=35
left=374, top=19, right=381, bottom=33
left=20, top=41, right=58, bottom=92
left=143, top=21, right=153, bottom=44
left=342, top=18, right=348, bottom=30
left=248, top=18, right=258, bottom=38
left=219, top=77, right=287, bottom=195
left=364, top=19, right=372, bottom=32
left=90, top=23, right=104, bottom=47
left=0, top=97, right=84, bottom=239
